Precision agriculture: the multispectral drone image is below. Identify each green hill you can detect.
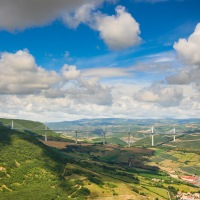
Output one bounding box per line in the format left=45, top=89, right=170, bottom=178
left=0, top=124, right=70, bottom=200
left=0, top=118, right=65, bottom=141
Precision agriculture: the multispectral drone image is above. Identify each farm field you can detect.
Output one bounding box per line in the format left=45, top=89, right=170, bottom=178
left=150, top=148, right=200, bottom=176
left=44, top=141, right=200, bottom=199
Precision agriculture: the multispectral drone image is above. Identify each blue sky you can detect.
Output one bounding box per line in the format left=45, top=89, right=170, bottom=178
left=0, top=0, right=200, bottom=121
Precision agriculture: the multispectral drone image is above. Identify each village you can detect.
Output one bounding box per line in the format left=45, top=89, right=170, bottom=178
left=175, top=176, right=200, bottom=199
left=176, top=191, right=200, bottom=200
left=152, top=175, right=200, bottom=200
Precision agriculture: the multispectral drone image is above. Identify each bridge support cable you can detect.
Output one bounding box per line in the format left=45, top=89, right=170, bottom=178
left=102, top=127, right=106, bottom=145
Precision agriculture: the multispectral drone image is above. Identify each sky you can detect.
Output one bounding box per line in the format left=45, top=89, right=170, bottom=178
left=0, top=0, right=200, bottom=122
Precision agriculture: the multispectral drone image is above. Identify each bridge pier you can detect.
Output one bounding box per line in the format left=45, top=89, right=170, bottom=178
left=173, top=127, right=176, bottom=142
left=45, top=125, right=48, bottom=142
left=151, top=134, right=154, bottom=146
left=102, top=129, right=106, bottom=145
left=11, top=120, right=14, bottom=129
left=75, top=130, right=78, bottom=144
left=128, top=126, right=131, bottom=147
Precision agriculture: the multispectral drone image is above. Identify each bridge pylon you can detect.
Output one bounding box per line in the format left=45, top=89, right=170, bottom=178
left=173, top=127, right=176, bottom=141
left=151, top=126, right=154, bottom=147
left=11, top=120, right=14, bottom=129
left=102, top=127, right=106, bottom=145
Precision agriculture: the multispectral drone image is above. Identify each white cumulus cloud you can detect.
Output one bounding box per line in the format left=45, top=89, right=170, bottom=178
left=0, top=50, right=58, bottom=95
left=63, top=5, right=141, bottom=50
left=174, top=23, right=200, bottom=65
left=61, top=64, right=81, bottom=80
left=166, top=23, right=200, bottom=89
left=62, top=3, right=97, bottom=28
left=94, top=6, right=141, bottom=50
left=166, top=66, right=200, bottom=85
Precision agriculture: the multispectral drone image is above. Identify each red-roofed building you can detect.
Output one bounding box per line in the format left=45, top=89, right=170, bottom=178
left=181, top=176, right=196, bottom=183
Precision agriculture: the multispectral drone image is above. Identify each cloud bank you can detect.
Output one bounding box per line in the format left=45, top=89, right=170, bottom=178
left=1, top=46, right=200, bottom=122
left=0, top=50, right=112, bottom=106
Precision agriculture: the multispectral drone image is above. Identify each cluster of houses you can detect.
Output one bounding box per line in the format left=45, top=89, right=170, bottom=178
left=175, top=176, right=200, bottom=200
left=176, top=191, right=200, bottom=200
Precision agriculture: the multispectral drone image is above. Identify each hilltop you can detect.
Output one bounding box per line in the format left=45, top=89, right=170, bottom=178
left=47, top=118, right=200, bottom=129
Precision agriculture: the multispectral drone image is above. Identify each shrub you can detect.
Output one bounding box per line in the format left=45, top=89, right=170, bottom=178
left=88, top=176, right=103, bottom=186
left=132, top=187, right=139, bottom=194
left=71, top=187, right=90, bottom=198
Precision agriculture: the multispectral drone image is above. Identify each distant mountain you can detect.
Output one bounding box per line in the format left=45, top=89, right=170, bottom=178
left=47, top=118, right=200, bottom=129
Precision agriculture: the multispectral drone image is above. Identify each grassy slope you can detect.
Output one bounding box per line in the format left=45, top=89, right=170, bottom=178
left=0, top=125, right=69, bottom=200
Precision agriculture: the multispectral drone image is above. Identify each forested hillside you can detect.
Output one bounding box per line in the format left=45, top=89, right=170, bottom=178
left=0, top=125, right=69, bottom=200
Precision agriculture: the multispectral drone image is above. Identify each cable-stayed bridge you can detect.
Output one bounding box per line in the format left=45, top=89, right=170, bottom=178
left=1, top=120, right=191, bottom=147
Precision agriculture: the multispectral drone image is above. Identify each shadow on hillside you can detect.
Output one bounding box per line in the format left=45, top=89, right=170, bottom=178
left=156, top=137, right=174, bottom=147
left=0, top=125, right=12, bottom=146
left=156, top=132, right=200, bottom=147
left=24, top=130, right=75, bottom=143
left=62, top=144, right=160, bottom=172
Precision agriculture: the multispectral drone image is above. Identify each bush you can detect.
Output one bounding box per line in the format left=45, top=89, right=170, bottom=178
left=71, top=187, right=90, bottom=198
left=88, top=176, right=103, bottom=186
left=168, top=186, right=177, bottom=195
left=132, top=187, right=139, bottom=194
